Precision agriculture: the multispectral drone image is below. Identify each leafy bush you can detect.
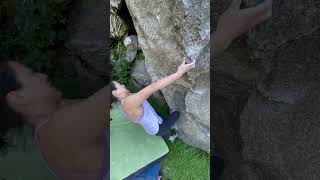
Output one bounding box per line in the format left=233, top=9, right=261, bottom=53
left=111, top=40, right=146, bottom=85
left=111, top=43, right=132, bottom=84
left=111, top=42, right=133, bottom=85
left=0, top=0, right=94, bottom=98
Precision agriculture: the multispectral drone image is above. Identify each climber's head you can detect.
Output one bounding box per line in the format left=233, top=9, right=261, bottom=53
left=111, top=81, right=129, bottom=102
left=0, top=60, right=62, bottom=151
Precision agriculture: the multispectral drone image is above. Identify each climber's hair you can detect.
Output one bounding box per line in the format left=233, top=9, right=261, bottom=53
left=0, top=60, right=24, bottom=153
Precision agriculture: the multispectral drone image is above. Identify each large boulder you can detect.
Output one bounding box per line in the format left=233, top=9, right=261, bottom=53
left=65, top=0, right=108, bottom=83
left=131, top=59, right=151, bottom=87
left=125, top=0, right=210, bottom=151
left=123, top=35, right=139, bottom=62
left=131, top=59, right=167, bottom=106
left=213, top=0, right=320, bottom=179
left=240, top=32, right=320, bottom=180
left=110, top=7, right=128, bottom=40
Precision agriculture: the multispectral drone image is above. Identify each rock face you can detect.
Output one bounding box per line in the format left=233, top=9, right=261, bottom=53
left=110, top=7, right=128, bottom=40
left=125, top=0, right=210, bottom=151
left=110, top=0, right=123, bottom=10
left=131, top=59, right=151, bottom=87
left=213, top=0, right=320, bottom=179
left=131, top=59, right=167, bottom=106
left=123, top=35, right=139, bottom=62
left=65, top=0, right=108, bottom=83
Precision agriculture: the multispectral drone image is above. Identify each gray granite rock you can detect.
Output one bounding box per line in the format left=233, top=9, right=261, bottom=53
left=123, top=35, right=139, bottom=62
left=65, top=0, right=108, bottom=82
left=110, top=8, right=128, bottom=40
left=131, top=59, right=151, bottom=87
left=110, top=0, right=123, bottom=10
left=126, top=0, right=210, bottom=151
left=240, top=31, right=320, bottom=180
left=131, top=59, right=167, bottom=106
left=213, top=0, right=320, bottom=179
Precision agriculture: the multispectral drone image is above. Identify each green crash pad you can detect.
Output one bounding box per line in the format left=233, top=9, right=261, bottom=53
left=110, top=105, right=169, bottom=180
left=0, top=127, right=55, bottom=180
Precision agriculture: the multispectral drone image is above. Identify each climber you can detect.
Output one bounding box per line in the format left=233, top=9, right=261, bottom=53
left=212, top=0, right=273, bottom=179
left=212, top=0, right=273, bottom=55
left=110, top=57, right=195, bottom=136
left=0, top=60, right=108, bottom=179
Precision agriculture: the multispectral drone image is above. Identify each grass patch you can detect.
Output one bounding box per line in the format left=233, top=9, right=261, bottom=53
left=161, top=139, right=210, bottom=180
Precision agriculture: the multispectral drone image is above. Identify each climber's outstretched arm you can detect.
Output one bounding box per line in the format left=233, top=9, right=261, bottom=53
left=126, top=58, right=194, bottom=107
left=213, top=0, right=273, bottom=55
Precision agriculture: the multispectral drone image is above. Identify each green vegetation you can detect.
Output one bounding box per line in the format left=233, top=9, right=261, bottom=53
left=0, top=0, right=66, bottom=72
left=111, top=42, right=132, bottom=85
left=111, top=41, right=144, bottom=86
left=111, top=42, right=210, bottom=179
left=1, top=1, right=211, bottom=177
left=0, top=0, right=92, bottom=98
left=111, top=41, right=170, bottom=117
left=161, top=139, right=210, bottom=180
